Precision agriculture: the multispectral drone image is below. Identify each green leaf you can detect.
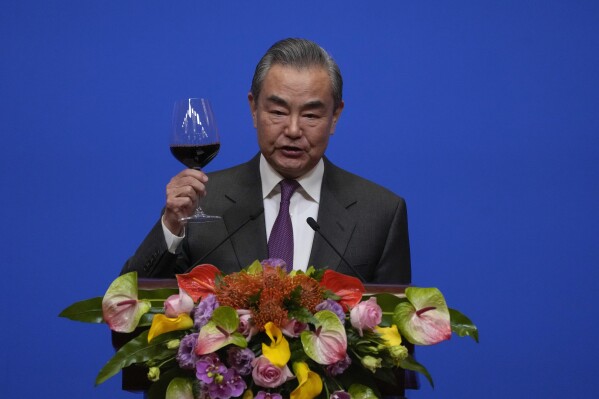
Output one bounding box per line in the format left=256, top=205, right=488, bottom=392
left=449, top=308, right=479, bottom=343
left=166, top=377, right=195, bottom=399
left=95, top=330, right=181, bottom=385
left=59, top=297, right=104, bottom=323
left=147, top=368, right=191, bottom=399
left=348, top=383, right=379, bottom=399
left=369, top=293, right=406, bottom=326
left=246, top=259, right=263, bottom=274
left=138, top=288, right=178, bottom=300
left=399, top=354, right=434, bottom=388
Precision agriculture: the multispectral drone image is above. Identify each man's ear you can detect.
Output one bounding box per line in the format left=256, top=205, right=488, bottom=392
left=330, top=100, right=344, bottom=135
left=248, top=92, right=257, bottom=128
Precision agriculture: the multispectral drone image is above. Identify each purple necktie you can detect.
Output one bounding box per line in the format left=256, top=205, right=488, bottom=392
left=268, top=179, right=300, bottom=272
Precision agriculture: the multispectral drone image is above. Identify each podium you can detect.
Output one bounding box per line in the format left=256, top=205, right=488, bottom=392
left=113, top=280, right=418, bottom=398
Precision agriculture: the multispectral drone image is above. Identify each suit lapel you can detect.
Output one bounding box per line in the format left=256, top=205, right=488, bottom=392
left=221, top=155, right=268, bottom=270
left=308, top=160, right=357, bottom=271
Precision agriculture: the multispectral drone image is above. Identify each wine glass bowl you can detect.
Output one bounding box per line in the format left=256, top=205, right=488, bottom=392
left=170, top=98, right=221, bottom=222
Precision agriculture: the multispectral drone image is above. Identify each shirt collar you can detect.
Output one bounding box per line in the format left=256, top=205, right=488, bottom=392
left=260, top=154, right=324, bottom=202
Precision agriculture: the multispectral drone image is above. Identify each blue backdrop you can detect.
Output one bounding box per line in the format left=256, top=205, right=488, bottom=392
left=2, top=1, right=598, bottom=398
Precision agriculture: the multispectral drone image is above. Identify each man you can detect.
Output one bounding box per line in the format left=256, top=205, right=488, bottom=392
left=122, top=38, right=411, bottom=285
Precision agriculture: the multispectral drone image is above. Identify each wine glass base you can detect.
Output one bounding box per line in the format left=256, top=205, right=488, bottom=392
left=180, top=214, right=222, bottom=223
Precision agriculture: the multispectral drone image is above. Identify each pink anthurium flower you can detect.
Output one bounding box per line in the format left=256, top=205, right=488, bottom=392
left=195, top=306, right=247, bottom=355
left=102, top=272, right=151, bottom=333
left=164, top=288, right=194, bottom=317
left=300, top=310, right=347, bottom=365
left=393, top=287, right=452, bottom=345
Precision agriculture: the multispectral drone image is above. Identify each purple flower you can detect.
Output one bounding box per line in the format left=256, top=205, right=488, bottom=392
left=227, top=347, right=255, bottom=376
left=176, top=333, right=199, bottom=369
left=255, top=392, right=283, bottom=399
left=193, top=294, right=219, bottom=330
left=316, top=299, right=346, bottom=323
left=325, top=354, right=352, bottom=376
left=261, top=258, right=287, bottom=270
left=330, top=391, right=351, bottom=399
left=206, top=368, right=246, bottom=399
left=196, top=353, right=226, bottom=384
left=251, top=356, right=294, bottom=388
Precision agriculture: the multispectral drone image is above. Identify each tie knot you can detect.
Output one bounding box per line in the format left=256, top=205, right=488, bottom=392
left=279, top=179, right=300, bottom=202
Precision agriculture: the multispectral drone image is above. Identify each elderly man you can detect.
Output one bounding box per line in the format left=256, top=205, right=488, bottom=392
left=122, top=38, right=411, bottom=285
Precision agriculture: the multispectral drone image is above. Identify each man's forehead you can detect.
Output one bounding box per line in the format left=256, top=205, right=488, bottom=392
left=260, top=64, right=334, bottom=105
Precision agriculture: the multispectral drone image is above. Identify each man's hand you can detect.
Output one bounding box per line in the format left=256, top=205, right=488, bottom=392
left=163, top=169, right=209, bottom=235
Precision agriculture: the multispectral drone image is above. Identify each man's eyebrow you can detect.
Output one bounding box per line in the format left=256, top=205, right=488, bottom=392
left=303, top=100, right=326, bottom=109
left=266, top=95, right=288, bottom=106
left=265, top=95, right=326, bottom=109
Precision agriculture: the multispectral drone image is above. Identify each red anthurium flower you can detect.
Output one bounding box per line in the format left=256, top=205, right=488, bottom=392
left=319, top=270, right=365, bottom=310
left=176, top=264, right=221, bottom=302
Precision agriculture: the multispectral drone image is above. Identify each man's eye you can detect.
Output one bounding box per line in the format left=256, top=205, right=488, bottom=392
left=270, top=110, right=286, bottom=116
left=303, top=113, right=318, bottom=119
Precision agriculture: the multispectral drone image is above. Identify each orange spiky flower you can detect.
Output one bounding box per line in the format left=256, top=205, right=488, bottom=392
left=214, top=265, right=326, bottom=331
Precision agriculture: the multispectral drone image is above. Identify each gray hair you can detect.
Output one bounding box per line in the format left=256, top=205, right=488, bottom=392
left=250, top=38, right=343, bottom=110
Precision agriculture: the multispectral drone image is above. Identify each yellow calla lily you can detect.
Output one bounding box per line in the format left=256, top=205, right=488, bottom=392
left=261, top=322, right=290, bottom=367
left=148, top=313, right=193, bottom=342
left=375, top=325, right=402, bottom=347
left=290, top=361, right=323, bottom=399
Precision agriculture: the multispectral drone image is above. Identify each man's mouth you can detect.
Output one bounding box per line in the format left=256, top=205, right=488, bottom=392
left=279, top=146, right=304, bottom=157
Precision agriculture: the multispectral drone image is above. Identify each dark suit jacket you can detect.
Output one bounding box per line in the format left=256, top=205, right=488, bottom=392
left=122, top=154, right=411, bottom=284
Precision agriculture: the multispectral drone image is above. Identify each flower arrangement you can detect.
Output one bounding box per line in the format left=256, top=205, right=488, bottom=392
left=60, top=259, right=477, bottom=399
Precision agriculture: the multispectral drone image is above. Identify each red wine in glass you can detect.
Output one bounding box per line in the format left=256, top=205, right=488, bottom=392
left=170, top=98, right=221, bottom=222
left=170, top=143, right=220, bottom=169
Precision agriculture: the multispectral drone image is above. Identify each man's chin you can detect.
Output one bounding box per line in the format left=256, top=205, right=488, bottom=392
left=272, top=161, right=308, bottom=179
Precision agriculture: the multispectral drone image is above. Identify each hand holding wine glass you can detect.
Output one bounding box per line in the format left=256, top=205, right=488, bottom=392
left=168, top=98, right=221, bottom=224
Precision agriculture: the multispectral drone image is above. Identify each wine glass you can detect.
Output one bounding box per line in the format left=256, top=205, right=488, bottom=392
left=169, top=98, right=221, bottom=223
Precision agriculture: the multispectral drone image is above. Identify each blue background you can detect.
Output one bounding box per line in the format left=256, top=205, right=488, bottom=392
left=2, top=1, right=598, bottom=397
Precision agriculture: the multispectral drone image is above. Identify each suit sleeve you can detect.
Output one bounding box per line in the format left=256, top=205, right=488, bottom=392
left=372, top=197, right=411, bottom=284
left=120, top=218, right=190, bottom=277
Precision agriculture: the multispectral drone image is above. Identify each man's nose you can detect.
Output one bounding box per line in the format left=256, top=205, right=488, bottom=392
left=285, top=115, right=302, bottom=138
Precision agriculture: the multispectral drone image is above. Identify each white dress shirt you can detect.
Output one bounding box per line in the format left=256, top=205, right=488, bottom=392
left=162, top=154, right=323, bottom=271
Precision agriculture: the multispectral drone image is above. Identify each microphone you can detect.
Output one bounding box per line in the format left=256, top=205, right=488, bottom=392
left=186, top=207, right=264, bottom=272
left=306, top=217, right=367, bottom=283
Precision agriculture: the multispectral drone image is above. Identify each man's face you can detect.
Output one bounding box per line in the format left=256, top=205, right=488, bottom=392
left=248, top=64, right=344, bottom=179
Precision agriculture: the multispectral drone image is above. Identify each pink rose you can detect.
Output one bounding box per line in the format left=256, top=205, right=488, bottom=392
left=282, top=319, right=309, bottom=338
left=164, top=289, right=194, bottom=317
left=251, top=356, right=294, bottom=388
left=350, top=297, right=382, bottom=336
left=237, top=309, right=258, bottom=341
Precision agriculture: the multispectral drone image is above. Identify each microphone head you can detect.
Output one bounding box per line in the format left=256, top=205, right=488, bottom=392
left=306, top=217, right=320, bottom=231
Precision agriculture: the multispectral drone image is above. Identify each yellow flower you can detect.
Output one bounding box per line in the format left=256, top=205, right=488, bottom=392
left=241, top=390, right=254, bottom=399
left=290, top=362, right=322, bottom=399
left=375, top=325, right=402, bottom=347
left=147, top=313, right=193, bottom=342
left=261, top=322, right=290, bottom=367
